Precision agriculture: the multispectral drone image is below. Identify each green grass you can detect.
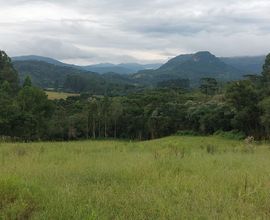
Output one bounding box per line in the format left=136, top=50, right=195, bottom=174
left=45, top=91, right=79, bottom=100
left=1, top=136, right=270, bottom=219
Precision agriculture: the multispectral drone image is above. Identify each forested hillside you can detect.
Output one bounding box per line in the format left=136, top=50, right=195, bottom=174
left=133, top=52, right=244, bottom=86
left=12, top=52, right=265, bottom=94
left=1, top=50, right=270, bottom=141
left=12, top=56, right=162, bottom=74
left=13, top=60, right=139, bottom=95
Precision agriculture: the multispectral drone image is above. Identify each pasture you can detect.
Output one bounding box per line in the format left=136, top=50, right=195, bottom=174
left=1, top=136, right=270, bottom=219
left=45, top=91, right=79, bottom=100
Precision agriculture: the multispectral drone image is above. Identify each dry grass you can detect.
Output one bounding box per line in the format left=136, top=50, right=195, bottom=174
left=45, top=91, right=79, bottom=100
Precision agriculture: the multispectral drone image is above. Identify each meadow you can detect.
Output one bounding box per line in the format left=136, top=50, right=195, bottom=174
left=1, top=136, right=270, bottom=219
left=45, top=91, right=79, bottom=100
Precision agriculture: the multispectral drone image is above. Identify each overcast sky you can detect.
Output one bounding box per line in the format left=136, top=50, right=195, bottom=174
left=0, top=0, right=269, bottom=65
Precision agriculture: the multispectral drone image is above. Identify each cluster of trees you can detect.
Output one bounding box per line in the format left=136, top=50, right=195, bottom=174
left=0, top=51, right=53, bottom=140
left=1, top=50, right=270, bottom=141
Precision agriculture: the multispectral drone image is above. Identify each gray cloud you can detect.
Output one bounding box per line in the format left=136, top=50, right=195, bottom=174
left=0, top=0, right=269, bottom=64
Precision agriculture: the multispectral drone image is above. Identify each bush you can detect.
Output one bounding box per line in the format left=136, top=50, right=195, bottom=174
left=176, top=130, right=199, bottom=136
left=214, top=130, right=246, bottom=140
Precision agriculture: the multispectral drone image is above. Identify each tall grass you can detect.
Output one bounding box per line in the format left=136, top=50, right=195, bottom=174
left=1, top=136, right=270, bottom=219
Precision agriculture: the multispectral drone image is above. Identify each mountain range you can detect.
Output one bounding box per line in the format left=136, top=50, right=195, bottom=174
left=11, top=51, right=266, bottom=92
left=12, top=55, right=162, bottom=75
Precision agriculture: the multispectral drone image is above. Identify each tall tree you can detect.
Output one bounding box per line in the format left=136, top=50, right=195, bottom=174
left=102, top=96, right=111, bottom=138
left=110, top=98, right=123, bottom=138
left=262, top=54, right=270, bottom=82
left=225, top=80, right=260, bottom=135
left=0, top=51, right=19, bottom=93
left=23, top=75, right=32, bottom=87
left=16, top=86, right=54, bottom=140
left=200, top=78, right=218, bottom=95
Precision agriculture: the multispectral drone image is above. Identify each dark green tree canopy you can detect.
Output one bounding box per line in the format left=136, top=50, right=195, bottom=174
left=200, top=78, right=218, bottom=95
left=262, top=53, right=270, bottom=82
left=0, top=51, right=19, bottom=93
left=23, top=75, right=32, bottom=87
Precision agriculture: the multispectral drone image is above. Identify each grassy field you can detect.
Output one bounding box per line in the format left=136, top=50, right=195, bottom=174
left=1, top=136, right=270, bottom=219
left=45, top=91, right=79, bottom=100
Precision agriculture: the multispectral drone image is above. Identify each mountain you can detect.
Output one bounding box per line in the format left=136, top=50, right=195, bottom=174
left=13, top=55, right=68, bottom=66
left=13, top=60, right=97, bottom=89
left=12, top=56, right=162, bottom=74
left=220, top=56, right=266, bottom=74
left=118, top=63, right=162, bottom=72
left=12, top=55, right=83, bottom=70
left=12, top=52, right=266, bottom=90
left=13, top=60, right=139, bottom=95
left=79, top=63, right=162, bottom=74
left=83, top=64, right=133, bottom=74
left=132, top=51, right=243, bottom=86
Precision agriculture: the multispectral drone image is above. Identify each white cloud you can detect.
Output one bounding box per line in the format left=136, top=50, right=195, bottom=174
left=0, top=0, right=269, bottom=64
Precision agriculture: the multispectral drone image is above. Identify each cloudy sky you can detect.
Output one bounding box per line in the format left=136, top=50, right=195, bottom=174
left=0, top=0, right=270, bottom=65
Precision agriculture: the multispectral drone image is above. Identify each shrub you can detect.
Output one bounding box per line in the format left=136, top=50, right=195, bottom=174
left=214, top=130, right=246, bottom=140
left=176, top=130, right=199, bottom=136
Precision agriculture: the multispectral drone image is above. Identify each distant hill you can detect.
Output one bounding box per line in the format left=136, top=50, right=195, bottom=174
left=12, top=55, right=83, bottom=70
left=13, top=60, right=97, bottom=88
left=83, top=64, right=133, bottom=74
left=13, top=60, right=139, bottom=95
left=220, top=56, right=266, bottom=74
left=133, top=51, right=243, bottom=86
left=83, top=63, right=161, bottom=74
left=12, top=52, right=266, bottom=90
left=12, top=56, right=161, bottom=74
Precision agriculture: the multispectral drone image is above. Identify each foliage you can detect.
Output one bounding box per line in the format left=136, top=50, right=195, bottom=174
left=214, top=130, right=246, bottom=140
left=200, top=77, right=218, bottom=95
left=262, top=54, right=270, bottom=82
left=133, top=51, right=242, bottom=87
left=13, top=60, right=141, bottom=95
left=1, top=51, right=270, bottom=141
left=0, top=51, right=19, bottom=93
left=225, top=80, right=260, bottom=135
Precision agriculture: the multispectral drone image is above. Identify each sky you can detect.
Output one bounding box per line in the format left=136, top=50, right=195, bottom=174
left=0, top=0, right=269, bottom=65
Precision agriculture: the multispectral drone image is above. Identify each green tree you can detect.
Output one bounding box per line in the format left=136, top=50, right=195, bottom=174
left=259, top=97, right=270, bottom=138
left=225, top=80, right=260, bottom=135
left=110, top=98, right=123, bottom=138
left=200, top=78, right=218, bottom=95
left=16, top=86, right=54, bottom=140
left=101, top=96, right=111, bottom=138
left=88, top=98, right=98, bottom=139
left=0, top=51, right=19, bottom=94
left=23, top=75, right=32, bottom=87
left=262, top=54, right=270, bottom=82
left=0, top=81, right=18, bottom=137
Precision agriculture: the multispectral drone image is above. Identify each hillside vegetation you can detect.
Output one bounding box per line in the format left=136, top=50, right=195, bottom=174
left=2, top=50, right=270, bottom=141
left=133, top=51, right=242, bottom=86
left=12, top=52, right=265, bottom=94
left=1, top=136, right=270, bottom=219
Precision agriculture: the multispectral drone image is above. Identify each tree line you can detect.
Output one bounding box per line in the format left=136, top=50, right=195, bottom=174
left=1, top=50, right=270, bottom=141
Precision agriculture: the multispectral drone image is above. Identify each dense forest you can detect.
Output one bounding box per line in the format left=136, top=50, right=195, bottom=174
left=1, top=50, right=270, bottom=141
